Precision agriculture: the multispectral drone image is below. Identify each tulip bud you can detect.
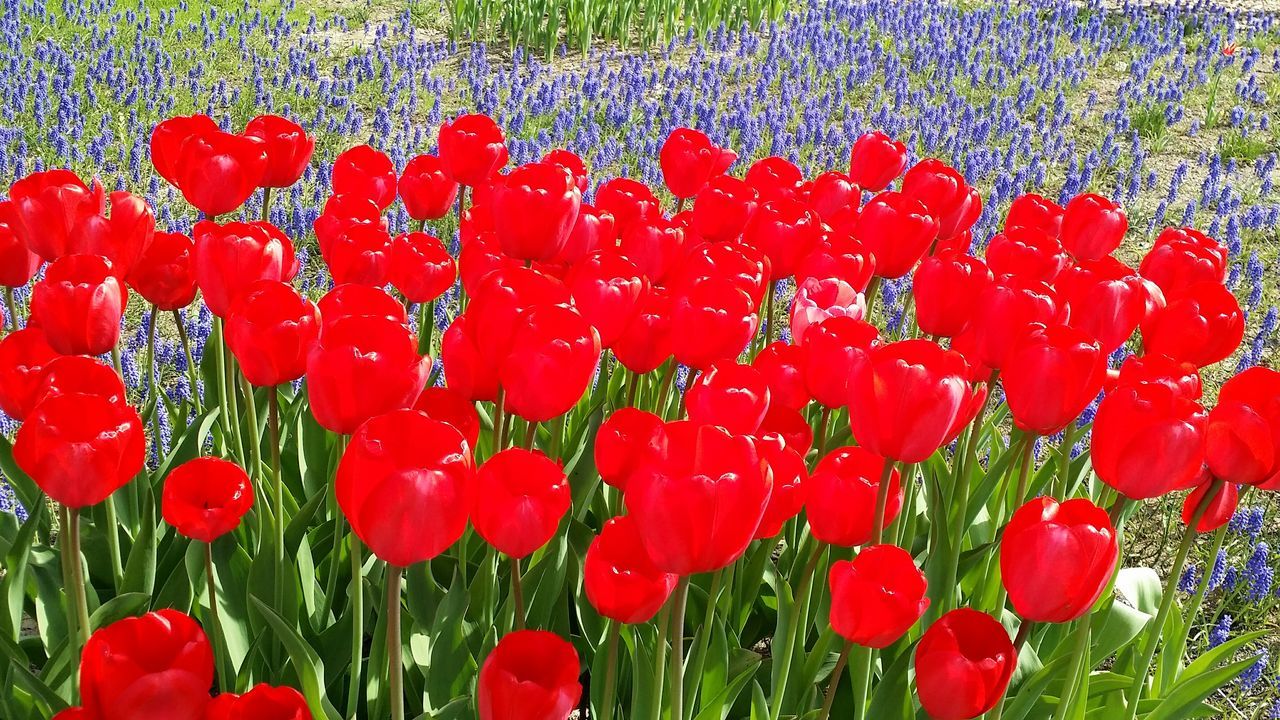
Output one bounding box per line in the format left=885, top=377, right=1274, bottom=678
left=69, top=191, right=156, bottom=275
left=1004, top=193, right=1064, bottom=237
left=126, top=231, right=198, bottom=310
left=398, top=154, right=459, bottom=221
left=1182, top=481, right=1238, bottom=533
left=557, top=203, right=616, bottom=265
left=1204, top=401, right=1275, bottom=486
left=1001, top=497, right=1118, bottom=622
left=829, top=544, right=929, bottom=647
left=162, top=457, right=255, bottom=543
left=1215, top=367, right=1280, bottom=489
left=1060, top=193, right=1127, bottom=261
left=848, top=131, right=907, bottom=192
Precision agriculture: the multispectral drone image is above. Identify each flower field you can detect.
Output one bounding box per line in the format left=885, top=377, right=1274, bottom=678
left=0, top=0, right=1279, bottom=719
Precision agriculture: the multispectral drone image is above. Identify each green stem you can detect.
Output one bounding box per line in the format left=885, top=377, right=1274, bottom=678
left=1052, top=614, right=1093, bottom=720
left=346, top=534, right=365, bottom=718
left=814, top=407, right=832, bottom=460
left=1057, top=423, right=1075, bottom=498
left=1121, top=480, right=1221, bottom=720
left=654, top=361, right=676, bottom=418
left=4, top=286, right=17, bottom=331
left=386, top=564, right=405, bottom=720
left=68, top=510, right=90, bottom=648
left=668, top=576, right=690, bottom=720
left=239, top=374, right=263, bottom=487
left=848, top=644, right=872, bottom=720
left=212, top=319, right=235, bottom=455
left=646, top=602, right=672, bottom=720
left=492, top=387, right=506, bottom=456
left=418, top=300, right=435, bottom=356
left=261, top=186, right=272, bottom=223
left=684, top=570, right=724, bottom=718
left=101, top=496, right=124, bottom=591
left=769, top=541, right=825, bottom=720
left=510, top=555, right=526, bottom=630
left=870, top=460, right=898, bottom=545
left=600, top=621, right=621, bottom=720
left=819, top=641, right=854, bottom=720
left=205, top=542, right=231, bottom=693
left=269, top=387, right=286, bottom=619
left=1014, top=434, right=1036, bottom=510
left=1165, top=520, right=1230, bottom=687
left=173, top=310, right=203, bottom=413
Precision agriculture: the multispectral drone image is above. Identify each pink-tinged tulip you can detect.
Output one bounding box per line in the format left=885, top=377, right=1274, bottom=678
left=801, top=316, right=878, bottom=409
left=686, top=361, right=772, bottom=435
left=478, top=631, right=581, bottom=720
left=501, top=305, right=601, bottom=422
left=1002, top=324, right=1108, bottom=435
left=985, top=226, right=1070, bottom=284
left=331, top=145, right=397, bottom=210
left=914, top=609, right=1016, bottom=720
left=585, top=515, right=678, bottom=624
left=829, top=544, right=928, bottom=648
left=848, top=131, right=908, bottom=192
left=796, top=231, right=876, bottom=292
left=1001, top=497, right=1118, bottom=622
left=193, top=220, right=296, bottom=317
left=692, top=175, right=758, bottom=243
left=900, top=158, right=982, bottom=241
left=568, top=251, right=647, bottom=348
left=8, top=169, right=104, bottom=261
left=30, top=254, right=127, bottom=356
left=789, top=276, right=865, bottom=345
left=473, top=448, right=569, bottom=558
left=492, top=162, right=582, bottom=262
left=852, top=191, right=939, bottom=278
left=1004, top=193, right=1065, bottom=237
left=175, top=130, right=268, bottom=216
left=1092, top=383, right=1207, bottom=499
left=244, top=114, right=315, bottom=188
left=307, top=316, right=431, bottom=435
left=912, top=251, right=993, bottom=338
left=1140, top=280, right=1243, bottom=368
left=626, top=422, right=771, bottom=575
left=1059, top=193, right=1128, bottom=261
left=438, top=114, right=509, bottom=187
left=660, top=128, right=737, bottom=199
left=806, top=447, right=902, bottom=547
left=847, top=340, right=985, bottom=463
left=398, top=154, right=459, bottom=221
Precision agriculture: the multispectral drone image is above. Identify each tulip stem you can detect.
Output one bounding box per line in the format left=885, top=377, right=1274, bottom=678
left=647, top=602, right=672, bottom=720
left=204, top=541, right=231, bottom=693
left=173, top=310, right=203, bottom=413
left=4, top=286, right=17, bottom=331
left=1051, top=614, right=1092, bottom=720
left=1056, top=423, right=1076, bottom=498
left=1013, top=434, right=1035, bottom=510
left=1121, top=480, right=1221, bottom=720
left=492, top=388, right=506, bottom=455
left=523, top=421, right=537, bottom=451
left=600, top=621, right=621, bottom=720
left=769, top=541, right=825, bottom=720
left=761, top=280, right=776, bottom=347
left=347, top=534, right=365, bottom=719
left=261, top=186, right=272, bottom=223
left=668, top=576, right=690, bottom=720
left=683, top=569, right=724, bottom=718
left=418, top=300, right=435, bottom=356
left=814, top=407, right=832, bottom=459
left=57, top=505, right=82, bottom=699
left=386, top=564, right=405, bottom=720
left=510, top=556, right=526, bottom=630
left=847, top=644, right=873, bottom=720
left=269, top=387, right=286, bottom=619
left=68, top=508, right=91, bottom=648
left=655, top=362, right=676, bottom=418
left=1165, top=510, right=1234, bottom=693
left=818, top=641, right=854, bottom=720
left=870, top=460, right=898, bottom=545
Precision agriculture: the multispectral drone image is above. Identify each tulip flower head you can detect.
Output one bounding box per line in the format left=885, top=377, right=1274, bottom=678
left=162, top=457, right=255, bottom=543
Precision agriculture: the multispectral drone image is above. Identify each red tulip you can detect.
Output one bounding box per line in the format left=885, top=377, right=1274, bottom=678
left=337, top=409, right=473, bottom=566
left=758, top=404, right=814, bottom=456
left=985, top=226, right=1070, bottom=284
left=745, top=156, right=803, bottom=202
left=492, top=162, right=582, bottom=262
left=0, top=328, right=58, bottom=420
left=671, top=277, right=758, bottom=371
left=753, top=434, right=807, bottom=539
left=752, top=341, right=809, bottom=411
left=441, top=312, right=501, bottom=402
left=8, top=169, right=104, bottom=262
left=616, top=215, right=685, bottom=285
left=0, top=200, right=41, bottom=287
left=501, top=305, right=601, bottom=422
left=317, top=284, right=408, bottom=330
left=323, top=223, right=392, bottom=286
left=80, top=610, right=214, bottom=720
left=478, top=630, right=581, bottom=720
left=1204, top=400, right=1275, bottom=486
left=1138, top=227, right=1228, bottom=299
left=848, top=131, right=907, bottom=192
left=307, top=316, right=431, bottom=435
left=1001, top=324, right=1107, bottom=435
left=31, top=355, right=126, bottom=409
left=678, top=239, right=771, bottom=307
left=1004, top=193, right=1064, bottom=237
left=438, top=114, right=509, bottom=187
left=193, top=220, right=296, bottom=317
left=150, top=114, right=220, bottom=186
left=313, top=194, right=387, bottom=257
left=912, top=251, right=993, bottom=338
left=796, top=231, right=876, bottom=292
left=413, top=387, right=481, bottom=450
left=612, top=286, right=674, bottom=375
left=468, top=266, right=571, bottom=358
left=1059, top=193, right=1128, bottom=261
left=397, top=154, right=460, bottom=221
left=331, top=144, right=397, bottom=210
left=829, top=544, right=928, bottom=647
left=847, top=340, right=984, bottom=463
left=161, top=457, right=254, bottom=543
left=1216, top=367, right=1280, bottom=489
left=686, top=361, right=771, bottom=435
left=692, top=175, right=758, bottom=243
left=595, top=178, right=661, bottom=236
left=969, top=275, right=1065, bottom=369
left=900, top=159, right=982, bottom=241
left=806, top=171, right=861, bottom=223
left=595, top=408, right=665, bottom=490
left=1182, top=481, right=1238, bottom=533
left=30, top=254, right=127, bottom=356
left=205, top=684, right=312, bottom=720
left=540, top=148, right=588, bottom=193
left=226, top=281, right=320, bottom=387
left=625, top=422, right=770, bottom=575
left=66, top=191, right=155, bottom=275
left=388, top=231, right=456, bottom=304
left=1111, top=353, right=1202, bottom=400
left=742, top=198, right=823, bottom=280
left=789, top=276, right=865, bottom=345
left=914, top=608, right=1016, bottom=720
left=1140, top=280, right=1243, bottom=368
left=175, top=130, right=268, bottom=216
left=1092, top=383, right=1207, bottom=499
left=567, top=251, right=646, bottom=348
left=15, top=392, right=144, bottom=508
left=51, top=709, right=92, bottom=720
left=584, top=515, right=678, bottom=624
left=852, top=191, right=939, bottom=278
left=1058, top=257, right=1163, bottom=353
left=473, top=448, right=570, bottom=558
left=557, top=203, right=616, bottom=265
left=244, top=114, right=314, bottom=188
left=659, top=128, right=737, bottom=198
left=806, top=446, right=902, bottom=547
left=801, top=315, right=878, bottom=409
left=126, top=231, right=197, bottom=310
left=1001, top=497, right=1118, bottom=622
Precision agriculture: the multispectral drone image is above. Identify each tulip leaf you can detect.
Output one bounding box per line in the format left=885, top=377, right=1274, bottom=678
left=251, top=596, right=343, bottom=720
left=152, top=406, right=222, bottom=486
left=0, top=631, right=66, bottom=715
left=0, top=500, right=42, bottom=640
left=1144, top=654, right=1260, bottom=720
left=1113, top=567, right=1162, bottom=617
left=866, top=638, right=917, bottom=720
left=120, top=488, right=157, bottom=596
left=1090, top=597, right=1149, bottom=666
left=424, top=568, right=476, bottom=710
left=87, top=592, right=150, bottom=631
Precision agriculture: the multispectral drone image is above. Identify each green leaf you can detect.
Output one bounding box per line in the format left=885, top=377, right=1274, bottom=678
left=88, top=592, right=150, bottom=631
left=1090, top=595, right=1150, bottom=666
left=0, top=631, right=66, bottom=714
left=866, top=638, right=917, bottom=720
left=1113, top=568, right=1162, bottom=617
left=1144, top=655, right=1261, bottom=720
left=250, top=596, right=342, bottom=720
left=424, top=568, right=475, bottom=711
left=0, top=501, right=43, bottom=640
